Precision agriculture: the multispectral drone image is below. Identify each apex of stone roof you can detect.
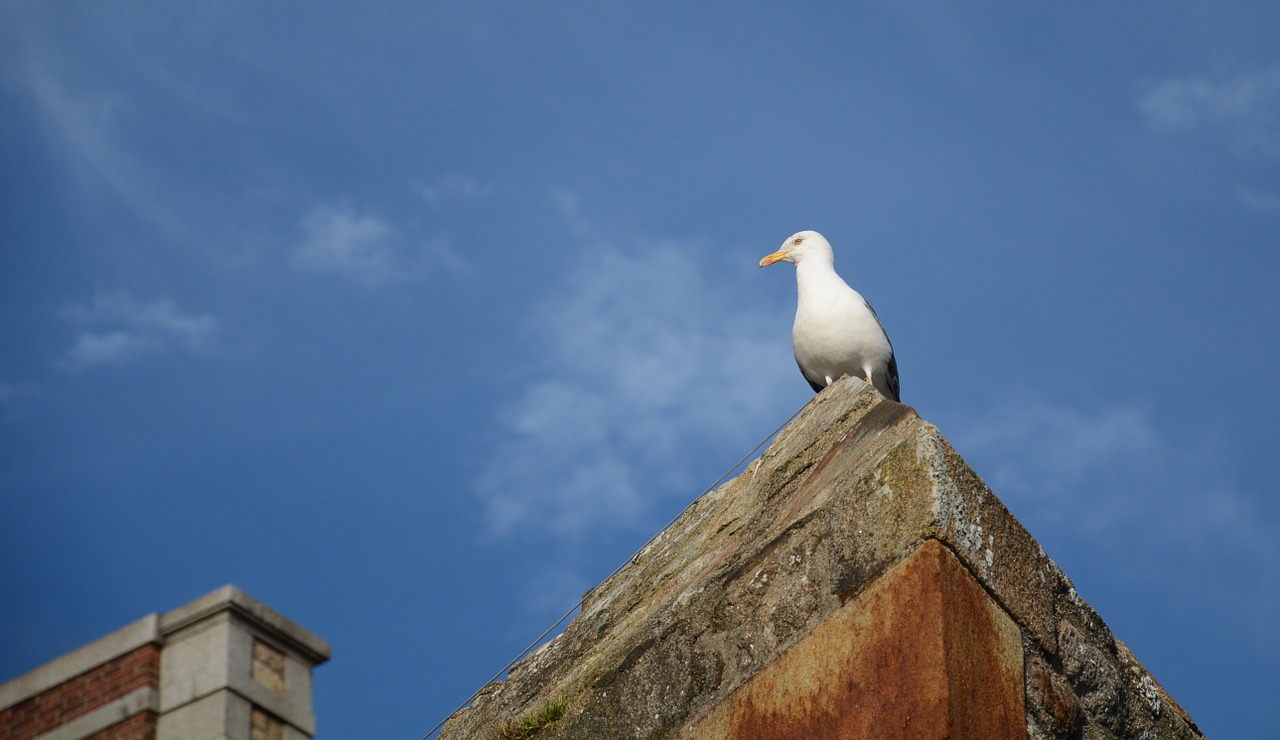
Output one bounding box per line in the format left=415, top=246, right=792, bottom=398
left=440, top=377, right=1203, bottom=739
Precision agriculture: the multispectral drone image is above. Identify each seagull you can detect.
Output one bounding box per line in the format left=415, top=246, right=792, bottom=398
left=760, top=230, right=900, bottom=402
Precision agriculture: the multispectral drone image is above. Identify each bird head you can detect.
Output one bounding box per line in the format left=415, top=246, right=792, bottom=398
left=759, top=230, right=833, bottom=268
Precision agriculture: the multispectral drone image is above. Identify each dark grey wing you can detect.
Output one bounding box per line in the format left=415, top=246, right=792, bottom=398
left=863, top=299, right=901, bottom=402
left=801, top=362, right=825, bottom=393
left=795, top=352, right=825, bottom=393
left=885, top=351, right=901, bottom=402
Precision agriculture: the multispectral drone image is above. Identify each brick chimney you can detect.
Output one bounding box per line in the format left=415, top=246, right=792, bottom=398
left=0, top=585, right=329, bottom=740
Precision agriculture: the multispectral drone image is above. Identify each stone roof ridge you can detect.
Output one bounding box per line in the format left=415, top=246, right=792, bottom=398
left=438, top=376, right=1204, bottom=739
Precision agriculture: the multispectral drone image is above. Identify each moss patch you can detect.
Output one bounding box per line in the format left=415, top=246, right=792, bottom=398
left=494, top=697, right=568, bottom=740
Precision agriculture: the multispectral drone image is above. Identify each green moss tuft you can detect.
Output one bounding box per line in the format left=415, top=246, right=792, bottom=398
left=494, top=697, right=568, bottom=740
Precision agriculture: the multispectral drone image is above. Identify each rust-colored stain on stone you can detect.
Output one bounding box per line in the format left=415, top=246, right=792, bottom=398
left=686, top=540, right=1025, bottom=739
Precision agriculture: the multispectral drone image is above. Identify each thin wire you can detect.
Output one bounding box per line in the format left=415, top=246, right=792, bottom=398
left=421, top=404, right=805, bottom=740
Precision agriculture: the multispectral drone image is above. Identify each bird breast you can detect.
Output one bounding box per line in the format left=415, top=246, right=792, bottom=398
left=792, top=290, right=893, bottom=379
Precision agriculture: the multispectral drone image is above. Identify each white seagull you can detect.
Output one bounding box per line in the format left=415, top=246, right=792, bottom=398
left=760, top=230, right=900, bottom=402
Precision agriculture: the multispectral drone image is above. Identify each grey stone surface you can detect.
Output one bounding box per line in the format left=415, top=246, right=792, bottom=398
left=159, top=587, right=324, bottom=736
left=438, top=377, right=1204, bottom=739
left=159, top=584, right=331, bottom=665
left=156, top=688, right=233, bottom=740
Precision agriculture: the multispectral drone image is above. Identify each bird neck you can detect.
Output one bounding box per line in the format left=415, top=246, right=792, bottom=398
left=795, top=259, right=850, bottom=301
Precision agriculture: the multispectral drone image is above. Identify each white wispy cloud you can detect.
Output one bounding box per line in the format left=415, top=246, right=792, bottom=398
left=21, top=57, right=197, bottom=242
left=1139, top=64, right=1280, bottom=158
left=946, top=393, right=1280, bottom=644
left=473, top=215, right=798, bottom=541
left=947, top=393, right=1279, bottom=577
left=411, top=175, right=494, bottom=208
left=294, top=205, right=402, bottom=283
left=293, top=203, right=460, bottom=286
left=1237, top=186, right=1280, bottom=212
left=56, top=292, right=219, bottom=370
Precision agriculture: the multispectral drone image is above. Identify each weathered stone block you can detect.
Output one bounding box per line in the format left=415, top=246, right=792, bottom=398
left=438, top=377, right=1203, bottom=740
left=686, top=540, right=1024, bottom=739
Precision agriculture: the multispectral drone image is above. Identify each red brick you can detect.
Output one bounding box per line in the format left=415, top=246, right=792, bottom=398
left=0, top=644, right=160, bottom=740
left=87, top=711, right=156, bottom=740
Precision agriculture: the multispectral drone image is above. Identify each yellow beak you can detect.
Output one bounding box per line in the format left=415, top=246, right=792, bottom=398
left=759, top=250, right=788, bottom=268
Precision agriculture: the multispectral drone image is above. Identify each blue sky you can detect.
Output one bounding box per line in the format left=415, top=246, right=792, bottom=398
left=2, top=2, right=1278, bottom=737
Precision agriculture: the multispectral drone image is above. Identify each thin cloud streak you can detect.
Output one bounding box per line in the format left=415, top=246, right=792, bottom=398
left=293, top=202, right=464, bottom=286
left=473, top=226, right=797, bottom=542
left=1237, top=186, right=1280, bottom=212
left=948, top=394, right=1279, bottom=576
left=1139, top=64, right=1280, bottom=158
left=294, top=204, right=404, bottom=284
left=22, top=60, right=196, bottom=242
left=56, top=292, right=219, bottom=370
left=411, top=175, right=494, bottom=209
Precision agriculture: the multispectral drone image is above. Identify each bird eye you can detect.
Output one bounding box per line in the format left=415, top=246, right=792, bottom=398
left=793, top=238, right=803, bottom=245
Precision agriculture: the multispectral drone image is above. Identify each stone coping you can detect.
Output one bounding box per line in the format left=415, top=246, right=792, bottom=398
left=0, top=584, right=330, bottom=711
left=0, top=615, right=160, bottom=712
